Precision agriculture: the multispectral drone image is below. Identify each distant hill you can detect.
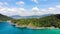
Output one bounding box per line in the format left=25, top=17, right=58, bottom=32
left=0, top=14, right=12, bottom=21
left=10, top=14, right=51, bottom=19
left=10, top=15, right=21, bottom=19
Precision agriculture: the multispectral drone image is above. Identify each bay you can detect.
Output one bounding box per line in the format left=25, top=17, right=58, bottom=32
left=0, top=22, right=60, bottom=34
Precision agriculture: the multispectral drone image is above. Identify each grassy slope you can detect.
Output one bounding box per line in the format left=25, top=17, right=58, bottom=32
left=11, top=14, right=60, bottom=28
left=0, top=14, right=12, bottom=21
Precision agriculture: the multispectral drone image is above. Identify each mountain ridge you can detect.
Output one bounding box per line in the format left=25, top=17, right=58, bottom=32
left=10, top=14, right=52, bottom=19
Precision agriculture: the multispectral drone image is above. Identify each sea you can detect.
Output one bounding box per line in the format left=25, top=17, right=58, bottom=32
left=0, top=22, right=60, bottom=34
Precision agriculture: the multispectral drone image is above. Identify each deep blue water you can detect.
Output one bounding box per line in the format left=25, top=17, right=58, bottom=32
left=0, top=22, right=60, bottom=34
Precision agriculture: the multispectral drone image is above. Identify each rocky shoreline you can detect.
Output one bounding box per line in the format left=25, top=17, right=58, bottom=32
left=7, top=21, right=59, bottom=29
left=12, top=23, right=59, bottom=29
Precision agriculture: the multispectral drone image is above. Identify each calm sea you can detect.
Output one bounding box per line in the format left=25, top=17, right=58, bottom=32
left=0, top=22, right=60, bottom=34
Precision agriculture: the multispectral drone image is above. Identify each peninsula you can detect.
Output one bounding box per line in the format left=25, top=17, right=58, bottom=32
left=10, top=14, right=60, bottom=29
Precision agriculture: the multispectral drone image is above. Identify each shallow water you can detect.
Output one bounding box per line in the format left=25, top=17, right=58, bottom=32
left=0, top=22, right=60, bottom=34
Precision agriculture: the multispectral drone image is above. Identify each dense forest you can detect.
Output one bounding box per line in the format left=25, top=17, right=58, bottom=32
left=0, top=14, right=12, bottom=21
left=11, top=14, right=60, bottom=28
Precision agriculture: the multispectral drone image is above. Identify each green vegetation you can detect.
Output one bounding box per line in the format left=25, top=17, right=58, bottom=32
left=0, top=14, right=12, bottom=21
left=11, top=14, right=60, bottom=28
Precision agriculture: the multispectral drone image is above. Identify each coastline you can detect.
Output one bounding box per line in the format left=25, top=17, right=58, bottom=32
left=16, top=25, right=59, bottom=29
left=11, top=23, right=59, bottom=29
left=7, top=21, right=59, bottom=29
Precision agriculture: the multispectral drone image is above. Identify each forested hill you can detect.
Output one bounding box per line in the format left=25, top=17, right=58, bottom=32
left=11, top=14, right=60, bottom=28
left=0, top=14, right=12, bottom=21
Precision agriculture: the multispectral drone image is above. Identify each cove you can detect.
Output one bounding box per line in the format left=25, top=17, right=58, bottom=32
left=0, top=22, right=60, bottom=34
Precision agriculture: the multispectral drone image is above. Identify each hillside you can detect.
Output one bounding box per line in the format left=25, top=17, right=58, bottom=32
left=10, top=14, right=51, bottom=19
left=0, top=14, right=12, bottom=21
left=11, top=14, right=60, bottom=28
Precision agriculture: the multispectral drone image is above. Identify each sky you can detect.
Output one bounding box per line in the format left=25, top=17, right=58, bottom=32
left=0, top=0, right=60, bottom=16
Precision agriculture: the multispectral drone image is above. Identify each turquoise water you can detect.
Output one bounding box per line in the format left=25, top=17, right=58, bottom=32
left=0, top=22, right=60, bottom=34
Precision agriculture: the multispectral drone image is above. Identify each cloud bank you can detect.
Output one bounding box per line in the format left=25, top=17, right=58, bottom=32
left=0, top=5, right=60, bottom=16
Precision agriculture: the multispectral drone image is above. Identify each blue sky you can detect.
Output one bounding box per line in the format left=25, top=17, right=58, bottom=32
left=0, top=0, right=60, bottom=16
left=0, top=0, right=60, bottom=8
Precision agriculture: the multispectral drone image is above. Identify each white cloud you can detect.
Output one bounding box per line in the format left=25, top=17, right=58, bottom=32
left=0, top=7, right=33, bottom=16
left=32, top=0, right=38, bottom=4
left=4, top=2, right=8, bottom=5
left=40, top=7, right=60, bottom=14
left=47, top=7, right=55, bottom=11
left=0, top=2, right=3, bottom=5
left=56, top=5, right=60, bottom=8
left=0, top=5, right=60, bottom=16
left=0, top=2, right=8, bottom=8
left=31, top=7, right=40, bottom=15
left=41, top=9, right=47, bottom=11
left=16, top=1, right=25, bottom=5
left=0, top=7, right=57, bottom=16
left=32, top=7, right=39, bottom=12
left=0, top=2, right=8, bottom=6
left=0, top=7, right=40, bottom=16
left=0, top=7, right=26, bottom=16
left=40, top=9, right=50, bottom=14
